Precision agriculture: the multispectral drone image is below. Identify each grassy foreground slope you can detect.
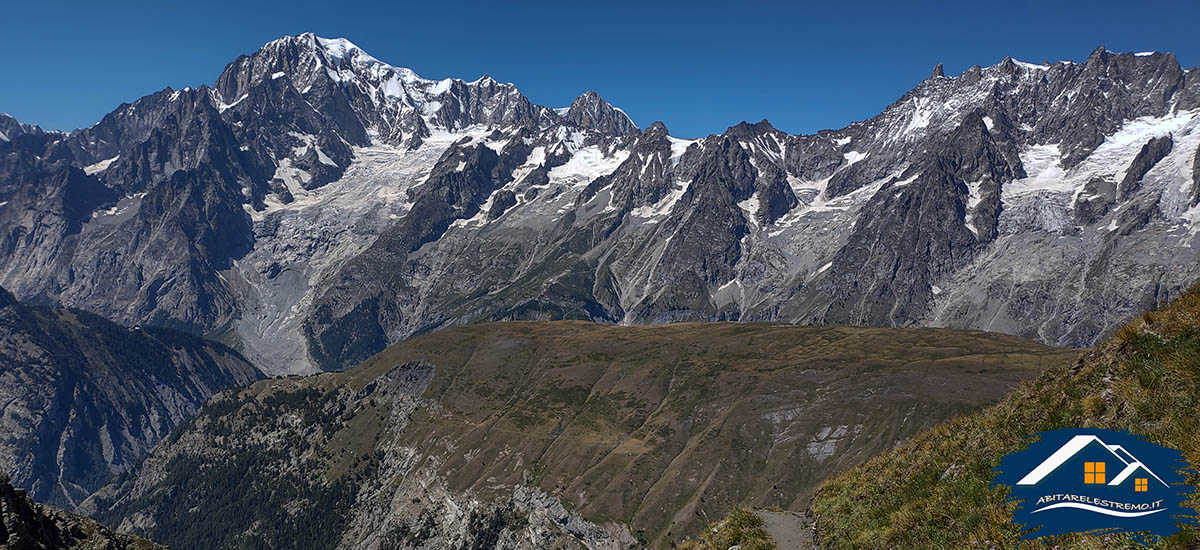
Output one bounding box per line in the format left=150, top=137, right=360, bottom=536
left=88, top=321, right=1075, bottom=549
left=812, top=284, right=1200, bottom=549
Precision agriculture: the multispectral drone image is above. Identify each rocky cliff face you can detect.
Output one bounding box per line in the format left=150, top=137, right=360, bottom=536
left=0, top=474, right=162, bottom=550
left=82, top=321, right=1077, bottom=549
left=0, top=286, right=262, bottom=509
left=2, top=35, right=1198, bottom=373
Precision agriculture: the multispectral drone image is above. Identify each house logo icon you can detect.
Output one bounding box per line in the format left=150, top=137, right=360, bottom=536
left=993, top=428, right=1197, bottom=540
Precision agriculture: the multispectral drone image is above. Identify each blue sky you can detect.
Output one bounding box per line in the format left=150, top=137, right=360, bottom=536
left=4, top=0, right=1198, bottom=138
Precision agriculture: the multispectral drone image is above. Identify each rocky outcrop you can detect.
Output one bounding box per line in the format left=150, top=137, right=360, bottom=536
left=1074, top=175, right=1117, bottom=224
left=0, top=474, right=162, bottom=550
left=487, top=189, right=517, bottom=220
left=1118, top=135, right=1173, bottom=200
left=0, top=90, right=259, bottom=334
left=1192, top=141, right=1200, bottom=206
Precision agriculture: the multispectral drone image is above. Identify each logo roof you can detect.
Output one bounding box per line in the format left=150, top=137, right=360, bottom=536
left=1015, top=434, right=1167, bottom=487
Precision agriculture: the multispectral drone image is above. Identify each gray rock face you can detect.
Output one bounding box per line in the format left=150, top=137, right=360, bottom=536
left=1, top=87, right=265, bottom=334
left=3, top=36, right=1200, bottom=373
left=1074, top=175, right=1117, bottom=224
left=487, top=189, right=517, bottom=220
left=1194, top=142, right=1200, bottom=205
left=1118, top=135, right=1173, bottom=199
left=0, top=286, right=262, bottom=509
left=819, top=164, right=977, bottom=327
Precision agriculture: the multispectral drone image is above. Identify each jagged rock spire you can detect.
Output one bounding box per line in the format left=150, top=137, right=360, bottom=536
left=563, top=90, right=638, bottom=135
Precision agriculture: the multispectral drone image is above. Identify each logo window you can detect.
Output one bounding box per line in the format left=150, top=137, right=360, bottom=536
left=1084, top=461, right=1106, bottom=484
left=1135, top=478, right=1149, bottom=492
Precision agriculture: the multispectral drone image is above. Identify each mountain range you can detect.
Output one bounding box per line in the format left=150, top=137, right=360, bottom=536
left=2, top=35, right=1198, bottom=375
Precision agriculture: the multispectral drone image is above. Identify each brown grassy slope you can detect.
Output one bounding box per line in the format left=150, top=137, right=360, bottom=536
left=811, top=285, right=1200, bottom=549
left=336, top=321, right=1076, bottom=546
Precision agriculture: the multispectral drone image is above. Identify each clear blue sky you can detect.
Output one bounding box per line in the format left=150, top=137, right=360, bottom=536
left=4, top=0, right=1198, bottom=138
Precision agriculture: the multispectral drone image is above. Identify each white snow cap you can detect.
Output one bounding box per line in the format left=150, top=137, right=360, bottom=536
left=294, top=33, right=365, bottom=59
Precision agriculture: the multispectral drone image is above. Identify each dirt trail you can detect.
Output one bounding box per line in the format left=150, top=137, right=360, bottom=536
left=754, top=510, right=813, bottom=550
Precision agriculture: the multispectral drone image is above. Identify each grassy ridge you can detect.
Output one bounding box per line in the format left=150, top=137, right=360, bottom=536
left=351, top=322, right=1075, bottom=546
left=93, top=321, right=1076, bottom=549
left=811, top=285, right=1200, bottom=549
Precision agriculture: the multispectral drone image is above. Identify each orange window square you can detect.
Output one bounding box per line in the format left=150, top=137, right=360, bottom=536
left=1135, top=478, right=1148, bottom=492
left=1084, top=462, right=1106, bottom=484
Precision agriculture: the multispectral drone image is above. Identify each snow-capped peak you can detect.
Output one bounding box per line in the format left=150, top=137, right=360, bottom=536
left=311, top=35, right=366, bottom=61
left=264, top=32, right=375, bottom=63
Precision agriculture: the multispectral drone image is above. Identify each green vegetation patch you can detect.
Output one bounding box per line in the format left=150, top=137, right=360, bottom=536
left=679, top=508, right=777, bottom=550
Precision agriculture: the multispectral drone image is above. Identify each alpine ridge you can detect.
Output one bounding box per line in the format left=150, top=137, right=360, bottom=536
left=2, top=35, right=1199, bottom=373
